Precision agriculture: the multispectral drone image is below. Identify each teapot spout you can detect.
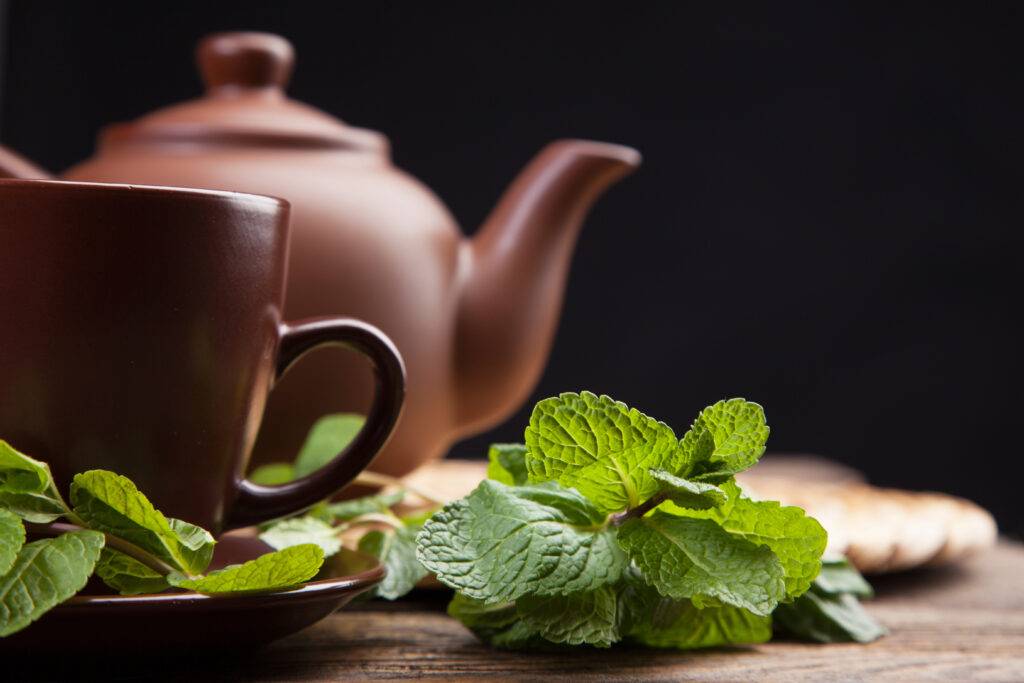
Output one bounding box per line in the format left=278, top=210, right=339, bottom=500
left=0, top=145, right=51, bottom=179
left=453, top=139, right=641, bottom=436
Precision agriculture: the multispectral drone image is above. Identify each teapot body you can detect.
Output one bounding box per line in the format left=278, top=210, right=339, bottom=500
left=13, top=32, right=643, bottom=478
left=66, top=145, right=465, bottom=475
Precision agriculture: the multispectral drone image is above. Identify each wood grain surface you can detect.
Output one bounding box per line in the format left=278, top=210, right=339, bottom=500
left=243, top=541, right=1024, bottom=681
left=10, top=456, right=1019, bottom=682
left=13, top=541, right=1024, bottom=681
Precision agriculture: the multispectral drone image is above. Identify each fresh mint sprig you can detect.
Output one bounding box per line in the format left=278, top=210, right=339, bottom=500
left=0, top=440, right=325, bottom=637
left=416, top=392, right=883, bottom=650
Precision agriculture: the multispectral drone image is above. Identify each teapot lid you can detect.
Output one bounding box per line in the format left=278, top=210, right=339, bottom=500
left=100, top=32, right=388, bottom=153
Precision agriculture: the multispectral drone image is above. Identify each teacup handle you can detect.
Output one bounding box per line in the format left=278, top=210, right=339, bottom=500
left=225, top=317, right=405, bottom=529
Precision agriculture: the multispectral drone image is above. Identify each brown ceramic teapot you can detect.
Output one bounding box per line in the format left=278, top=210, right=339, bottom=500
left=0, top=32, right=641, bottom=478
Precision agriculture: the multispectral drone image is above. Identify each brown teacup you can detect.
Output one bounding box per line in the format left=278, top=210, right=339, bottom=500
left=0, top=179, right=405, bottom=533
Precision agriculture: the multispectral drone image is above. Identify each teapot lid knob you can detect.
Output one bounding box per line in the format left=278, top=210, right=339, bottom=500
left=197, top=32, right=294, bottom=92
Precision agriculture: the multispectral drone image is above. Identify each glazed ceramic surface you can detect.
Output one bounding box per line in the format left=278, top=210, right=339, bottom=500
left=0, top=533, right=383, bottom=650
left=0, top=32, right=640, bottom=477
left=0, top=179, right=404, bottom=532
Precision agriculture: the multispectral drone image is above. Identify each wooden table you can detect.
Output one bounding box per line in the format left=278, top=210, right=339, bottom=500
left=16, top=541, right=1023, bottom=681
left=235, top=541, right=1024, bottom=681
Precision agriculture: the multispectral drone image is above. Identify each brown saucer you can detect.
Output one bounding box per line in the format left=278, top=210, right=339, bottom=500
left=1, top=534, right=383, bottom=650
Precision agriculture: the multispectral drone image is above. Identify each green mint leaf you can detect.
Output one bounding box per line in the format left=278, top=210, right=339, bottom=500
left=524, top=392, right=681, bottom=512
left=487, top=620, right=547, bottom=649
left=168, top=544, right=324, bottom=594
left=359, top=527, right=428, bottom=600
left=416, top=479, right=626, bottom=603
left=0, top=444, right=68, bottom=522
left=678, top=399, right=769, bottom=480
left=447, top=593, right=546, bottom=649
left=0, top=440, right=54, bottom=495
left=666, top=482, right=827, bottom=599
left=774, top=589, right=887, bottom=643
left=70, top=470, right=201, bottom=575
left=447, top=592, right=519, bottom=630
left=0, top=509, right=25, bottom=577
left=324, top=490, right=405, bottom=521
left=0, top=530, right=104, bottom=636
left=814, top=556, right=873, bottom=598
left=0, top=491, right=66, bottom=523
left=486, top=443, right=529, bottom=486
left=260, top=517, right=342, bottom=557
left=516, top=585, right=619, bottom=648
left=94, top=548, right=170, bottom=595
left=168, top=518, right=216, bottom=575
left=508, top=481, right=607, bottom=525
left=620, top=572, right=771, bottom=648
left=630, top=603, right=771, bottom=649
left=248, top=462, right=295, bottom=485
left=617, top=511, right=785, bottom=616
left=648, top=469, right=726, bottom=510
left=294, top=414, right=365, bottom=478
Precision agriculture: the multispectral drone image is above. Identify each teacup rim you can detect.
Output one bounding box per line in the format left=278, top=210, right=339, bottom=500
left=0, top=177, right=288, bottom=210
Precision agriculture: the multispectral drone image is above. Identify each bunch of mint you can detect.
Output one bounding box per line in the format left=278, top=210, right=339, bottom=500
left=0, top=441, right=325, bottom=638
left=415, top=392, right=883, bottom=649
left=252, top=414, right=435, bottom=600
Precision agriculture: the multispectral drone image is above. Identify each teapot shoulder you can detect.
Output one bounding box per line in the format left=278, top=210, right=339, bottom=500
left=65, top=151, right=463, bottom=244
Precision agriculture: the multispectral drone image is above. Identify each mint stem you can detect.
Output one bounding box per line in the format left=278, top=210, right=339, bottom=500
left=99, top=532, right=181, bottom=577
left=29, top=520, right=180, bottom=577
left=609, top=492, right=667, bottom=527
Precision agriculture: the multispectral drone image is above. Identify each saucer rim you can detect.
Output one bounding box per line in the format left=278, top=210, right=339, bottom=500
left=58, top=546, right=385, bottom=609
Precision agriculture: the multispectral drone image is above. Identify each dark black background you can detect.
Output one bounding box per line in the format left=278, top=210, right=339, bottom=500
left=1, top=2, right=1021, bottom=535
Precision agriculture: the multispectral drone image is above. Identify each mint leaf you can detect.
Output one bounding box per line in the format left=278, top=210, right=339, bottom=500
left=678, top=399, right=769, bottom=481
left=814, top=557, right=873, bottom=598
left=416, top=479, right=626, bottom=603
left=447, top=593, right=546, bottom=649
left=324, top=490, right=405, bottom=521
left=630, top=603, right=771, bottom=649
left=359, top=527, right=428, bottom=600
left=0, top=440, right=52, bottom=494
left=0, top=530, right=104, bottom=636
left=294, top=414, right=365, bottom=478
left=0, top=491, right=66, bottom=523
left=648, top=469, right=726, bottom=510
left=260, top=517, right=342, bottom=557
left=517, top=586, right=619, bottom=647
left=774, top=556, right=883, bottom=643
left=774, top=589, right=887, bottom=643
left=617, top=511, right=785, bottom=616
left=0, top=442, right=67, bottom=522
left=0, top=509, right=25, bottom=577
left=94, top=548, right=170, bottom=595
left=620, top=572, right=771, bottom=648
left=168, top=518, right=216, bottom=575
left=169, top=544, right=324, bottom=594
left=486, top=443, right=529, bottom=486
left=448, top=588, right=620, bottom=649
left=70, top=470, right=202, bottom=575
left=508, top=482, right=607, bottom=525
left=249, top=462, right=295, bottom=485
left=667, top=483, right=826, bottom=599
left=525, top=392, right=681, bottom=512
left=447, top=592, right=519, bottom=630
